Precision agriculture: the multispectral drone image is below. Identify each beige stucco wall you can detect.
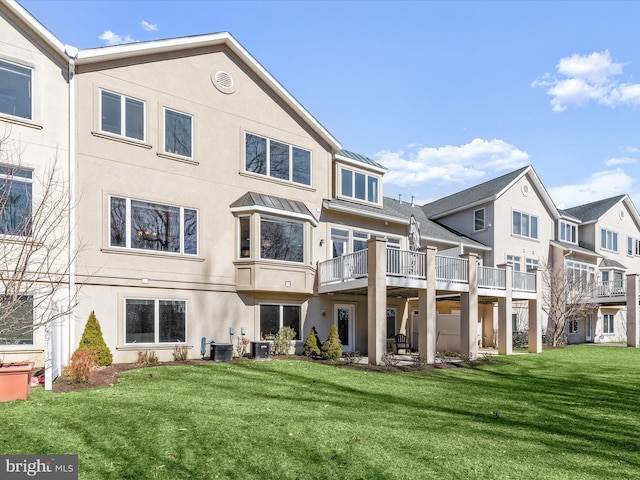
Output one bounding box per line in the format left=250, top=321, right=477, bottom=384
left=0, top=8, right=70, bottom=365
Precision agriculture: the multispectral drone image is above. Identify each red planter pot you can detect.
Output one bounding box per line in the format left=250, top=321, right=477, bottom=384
left=0, top=361, right=35, bottom=402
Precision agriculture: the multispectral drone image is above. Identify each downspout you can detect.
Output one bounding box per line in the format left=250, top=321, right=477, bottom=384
left=65, top=44, right=78, bottom=367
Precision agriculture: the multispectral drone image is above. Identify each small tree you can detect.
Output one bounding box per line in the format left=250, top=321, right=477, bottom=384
left=78, top=311, right=112, bottom=366
left=321, top=324, right=342, bottom=360
left=272, top=327, right=296, bottom=355
left=541, top=260, right=597, bottom=347
left=302, top=326, right=321, bottom=358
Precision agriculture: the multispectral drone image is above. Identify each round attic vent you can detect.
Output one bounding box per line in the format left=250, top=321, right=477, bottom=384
left=620, top=209, right=625, bottom=220
left=521, top=183, right=530, bottom=196
left=212, top=70, right=236, bottom=94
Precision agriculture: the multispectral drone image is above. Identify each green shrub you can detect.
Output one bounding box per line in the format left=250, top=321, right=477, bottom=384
left=302, top=326, right=322, bottom=358
left=320, top=324, right=342, bottom=360
left=78, top=311, right=112, bottom=366
left=68, top=348, right=96, bottom=384
left=273, top=327, right=296, bottom=355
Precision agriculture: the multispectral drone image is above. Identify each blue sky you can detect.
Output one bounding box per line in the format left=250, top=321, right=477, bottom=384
left=20, top=0, right=640, bottom=209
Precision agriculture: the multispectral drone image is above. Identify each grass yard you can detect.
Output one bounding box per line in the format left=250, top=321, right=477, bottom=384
left=1, top=345, right=640, bottom=479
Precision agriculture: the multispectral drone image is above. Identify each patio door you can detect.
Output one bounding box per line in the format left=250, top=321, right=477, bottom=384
left=410, top=310, right=419, bottom=349
left=586, top=314, right=593, bottom=342
left=334, top=304, right=355, bottom=351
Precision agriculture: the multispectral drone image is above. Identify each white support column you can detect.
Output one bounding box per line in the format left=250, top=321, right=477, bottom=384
left=627, top=274, right=639, bottom=348
left=367, top=237, right=387, bottom=365
left=460, top=252, right=479, bottom=360
left=418, top=246, right=437, bottom=364
left=528, top=268, right=543, bottom=353
left=497, top=263, right=512, bottom=355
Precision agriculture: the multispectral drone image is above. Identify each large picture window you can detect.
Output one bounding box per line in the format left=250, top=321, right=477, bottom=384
left=125, top=298, right=186, bottom=344
left=0, top=166, right=32, bottom=237
left=164, top=108, right=192, bottom=158
left=512, top=210, right=538, bottom=239
left=100, top=90, right=144, bottom=141
left=0, top=60, right=32, bottom=120
left=260, top=217, right=304, bottom=263
left=0, top=296, right=33, bottom=345
left=110, top=196, right=198, bottom=255
left=245, top=133, right=311, bottom=186
left=339, top=167, right=379, bottom=204
left=259, top=304, right=301, bottom=340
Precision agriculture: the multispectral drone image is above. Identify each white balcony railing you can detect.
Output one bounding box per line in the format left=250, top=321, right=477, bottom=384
left=435, top=255, right=468, bottom=284
left=387, top=248, right=426, bottom=279
left=595, top=279, right=627, bottom=297
left=478, top=266, right=506, bottom=289
left=318, top=250, right=368, bottom=285
left=513, top=271, right=536, bottom=292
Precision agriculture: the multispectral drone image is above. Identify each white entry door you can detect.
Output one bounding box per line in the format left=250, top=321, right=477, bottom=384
left=586, top=314, right=593, bottom=342
left=335, top=304, right=355, bottom=351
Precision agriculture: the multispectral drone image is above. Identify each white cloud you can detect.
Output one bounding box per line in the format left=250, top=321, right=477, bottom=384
left=622, top=145, right=640, bottom=154
left=140, top=20, right=158, bottom=32
left=374, top=138, right=530, bottom=187
left=605, top=156, right=637, bottom=167
left=533, top=50, right=640, bottom=111
left=549, top=168, right=636, bottom=208
left=99, top=30, right=136, bottom=46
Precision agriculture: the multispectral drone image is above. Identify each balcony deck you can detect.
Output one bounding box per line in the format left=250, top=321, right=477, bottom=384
left=318, top=248, right=537, bottom=298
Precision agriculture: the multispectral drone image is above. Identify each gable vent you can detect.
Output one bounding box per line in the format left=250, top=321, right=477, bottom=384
left=212, top=70, right=236, bottom=94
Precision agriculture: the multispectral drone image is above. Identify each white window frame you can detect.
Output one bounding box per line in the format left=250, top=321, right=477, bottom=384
left=0, top=59, right=33, bottom=121
left=525, top=258, right=539, bottom=272
left=512, top=210, right=538, bottom=239
left=244, top=132, right=312, bottom=187
left=559, top=221, right=577, bottom=244
left=339, top=166, right=380, bottom=205
left=99, top=89, right=146, bottom=141
left=123, top=298, right=187, bottom=345
left=163, top=107, right=193, bottom=158
left=568, top=317, right=578, bottom=334
left=603, top=313, right=615, bottom=334
left=109, top=196, right=198, bottom=256
left=0, top=165, right=33, bottom=237
left=600, top=228, right=618, bottom=252
left=628, top=236, right=634, bottom=256
left=474, top=208, right=485, bottom=232
left=506, top=254, right=522, bottom=272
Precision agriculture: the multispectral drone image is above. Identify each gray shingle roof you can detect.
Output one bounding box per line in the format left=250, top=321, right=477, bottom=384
left=336, top=149, right=387, bottom=170
left=422, top=166, right=529, bottom=218
left=323, top=197, right=488, bottom=250
left=563, top=195, right=626, bottom=222
left=550, top=240, right=600, bottom=258
left=600, top=258, right=627, bottom=270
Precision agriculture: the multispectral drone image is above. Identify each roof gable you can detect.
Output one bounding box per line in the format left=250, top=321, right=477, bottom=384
left=75, top=32, right=341, bottom=152
left=563, top=195, right=626, bottom=223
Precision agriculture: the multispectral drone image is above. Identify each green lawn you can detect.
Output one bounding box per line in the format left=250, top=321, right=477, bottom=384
left=2, top=345, right=640, bottom=479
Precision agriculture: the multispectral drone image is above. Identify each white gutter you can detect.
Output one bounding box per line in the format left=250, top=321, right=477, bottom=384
left=66, top=44, right=78, bottom=367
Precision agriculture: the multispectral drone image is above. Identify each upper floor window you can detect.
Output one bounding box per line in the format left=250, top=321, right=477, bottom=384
left=100, top=90, right=144, bottom=141
left=636, top=239, right=640, bottom=256
left=0, top=166, right=32, bottom=237
left=260, top=216, right=304, bottom=263
left=506, top=254, right=521, bottom=272
left=525, top=258, right=539, bottom=272
left=339, top=167, right=379, bottom=204
left=164, top=108, right=192, bottom=158
left=109, top=196, right=198, bottom=255
left=560, top=221, right=576, bottom=243
left=245, top=133, right=311, bottom=186
left=0, top=60, right=32, bottom=120
left=474, top=208, right=485, bottom=231
left=512, top=210, right=538, bottom=239
left=628, top=236, right=634, bottom=256
left=566, top=260, right=595, bottom=284
left=239, top=216, right=251, bottom=259
left=600, top=228, right=618, bottom=252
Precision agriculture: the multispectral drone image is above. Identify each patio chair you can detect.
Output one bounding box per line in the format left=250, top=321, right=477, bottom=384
left=394, top=333, right=410, bottom=354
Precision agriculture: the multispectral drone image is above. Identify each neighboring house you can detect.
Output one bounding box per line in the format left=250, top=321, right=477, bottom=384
left=562, top=195, right=640, bottom=344
left=0, top=0, right=72, bottom=386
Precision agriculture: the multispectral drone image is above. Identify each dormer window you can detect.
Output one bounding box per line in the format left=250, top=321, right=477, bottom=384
left=559, top=221, right=577, bottom=243
left=339, top=167, right=379, bottom=205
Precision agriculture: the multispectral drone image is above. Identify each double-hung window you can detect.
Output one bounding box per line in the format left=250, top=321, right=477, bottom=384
left=0, top=166, right=32, bottom=237
left=125, top=298, right=186, bottom=344
left=340, top=167, right=379, bottom=204
left=506, top=255, right=521, bottom=272
left=512, top=210, right=538, bottom=239
left=110, top=196, right=198, bottom=255
left=245, top=133, right=311, bottom=186
left=560, top=221, right=576, bottom=243
left=164, top=108, right=193, bottom=158
left=0, top=60, right=32, bottom=120
left=628, top=237, right=634, bottom=256
left=259, top=304, right=301, bottom=340
left=100, top=90, right=145, bottom=141
left=260, top=217, right=304, bottom=263
left=474, top=208, right=485, bottom=231
left=525, top=258, right=539, bottom=272
left=600, top=228, right=618, bottom=252
left=603, top=314, right=614, bottom=334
